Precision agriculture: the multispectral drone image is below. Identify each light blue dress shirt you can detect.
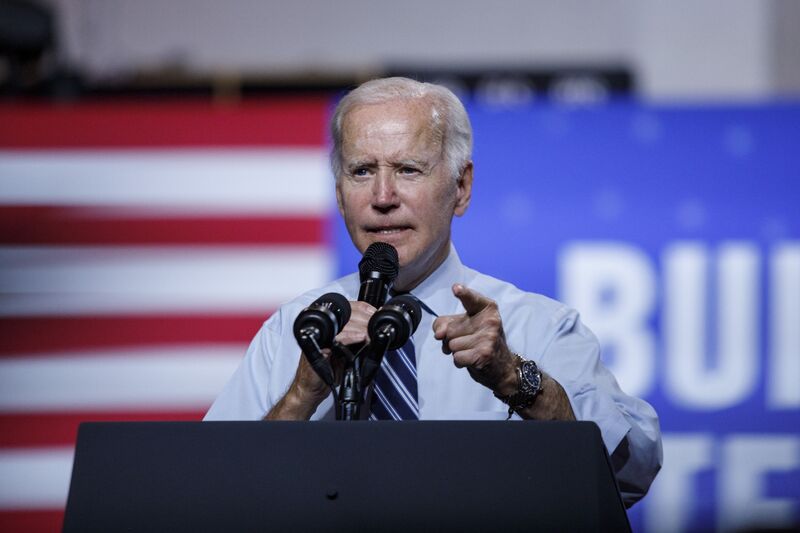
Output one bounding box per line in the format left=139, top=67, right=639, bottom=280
left=205, top=245, right=662, bottom=506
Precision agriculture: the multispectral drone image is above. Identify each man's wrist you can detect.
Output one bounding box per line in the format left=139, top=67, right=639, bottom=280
left=494, top=353, right=521, bottom=397
left=493, top=354, right=542, bottom=417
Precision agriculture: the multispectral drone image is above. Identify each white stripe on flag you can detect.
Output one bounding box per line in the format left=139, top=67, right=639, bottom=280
left=0, top=345, right=245, bottom=412
left=0, top=149, right=332, bottom=214
left=0, top=245, right=333, bottom=316
left=0, top=447, right=74, bottom=509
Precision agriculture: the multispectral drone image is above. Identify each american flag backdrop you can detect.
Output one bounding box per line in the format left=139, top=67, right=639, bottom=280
left=0, top=98, right=336, bottom=531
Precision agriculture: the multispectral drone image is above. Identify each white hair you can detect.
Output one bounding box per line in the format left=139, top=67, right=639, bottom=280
left=330, top=77, right=473, bottom=180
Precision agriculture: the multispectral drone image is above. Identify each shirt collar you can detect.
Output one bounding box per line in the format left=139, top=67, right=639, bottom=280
left=405, top=243, right=466, bottom=317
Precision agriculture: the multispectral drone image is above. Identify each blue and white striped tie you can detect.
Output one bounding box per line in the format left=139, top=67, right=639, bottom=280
left=369, top=337, right=419, bottom=420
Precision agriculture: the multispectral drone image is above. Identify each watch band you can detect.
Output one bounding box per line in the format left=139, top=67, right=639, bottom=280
left=494, top=354, right=542, bottom=419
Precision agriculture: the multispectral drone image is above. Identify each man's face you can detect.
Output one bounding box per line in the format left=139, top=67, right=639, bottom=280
left=336, top=98, right=472, bottom=290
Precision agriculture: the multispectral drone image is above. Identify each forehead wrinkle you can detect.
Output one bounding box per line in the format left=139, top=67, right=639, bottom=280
left=343, top=125, right=415, bottom=157
left=345, top=129, right=440, bottom=160
left=366, top=118, right=412, bottom=136
left=341, top=99, right=446, bottom=167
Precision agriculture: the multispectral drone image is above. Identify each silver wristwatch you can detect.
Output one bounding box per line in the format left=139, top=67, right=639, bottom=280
left=494, top=355, right=542, bottom=418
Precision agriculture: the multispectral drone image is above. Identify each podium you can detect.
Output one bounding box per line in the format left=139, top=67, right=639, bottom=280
left=63, top=421, right=630, bottom=532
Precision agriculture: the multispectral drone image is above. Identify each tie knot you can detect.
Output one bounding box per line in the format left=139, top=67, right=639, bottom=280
left=389, top=291, right=438, bottom=318
left=387, top=287, right=405, bottom=299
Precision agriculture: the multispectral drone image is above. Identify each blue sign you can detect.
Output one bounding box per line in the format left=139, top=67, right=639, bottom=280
left=335, top=100, right=800, bottom=532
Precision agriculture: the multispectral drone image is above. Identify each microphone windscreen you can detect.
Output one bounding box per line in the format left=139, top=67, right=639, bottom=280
left=367, top=294, right=423, bottom=350
left=312, top=292, right=351, bottom=330
left=386, top=294, right=422, bottom=332
left=358, top=242, right=399, bottom=282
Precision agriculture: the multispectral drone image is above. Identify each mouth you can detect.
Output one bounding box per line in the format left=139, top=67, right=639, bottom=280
left=365, top=225, right=412, bottom=236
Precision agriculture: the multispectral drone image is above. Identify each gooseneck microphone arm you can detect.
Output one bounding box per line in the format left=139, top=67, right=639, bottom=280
left=293, top=292, right=351, bottom=411
left=296, top=329, right=334, bottom=387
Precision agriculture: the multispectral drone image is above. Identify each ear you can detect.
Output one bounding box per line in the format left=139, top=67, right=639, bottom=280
left=453, top=162, right=473, bottom=217
left=335, top=180, right=345, bottom=216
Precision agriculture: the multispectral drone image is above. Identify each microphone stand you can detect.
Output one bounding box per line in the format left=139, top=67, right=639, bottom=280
left=333, top=342, right=371, bottom=421
left=340, top=367, right=359, bottom=420
left=334, top=327, right=394, bottom=420
left=334, top=342, right=360, bottom=420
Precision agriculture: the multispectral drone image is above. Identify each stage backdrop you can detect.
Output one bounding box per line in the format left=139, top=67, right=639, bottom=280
left=2, top=97, right=798, bottom=532
left=334, top=100, right=800, bottom=533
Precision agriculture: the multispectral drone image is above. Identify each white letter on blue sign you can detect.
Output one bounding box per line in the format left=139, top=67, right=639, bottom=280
left=664, top=242, right=759, bottom=409
left=719, top=435, right=800, bottom=532
left=644, top=434, right=713, bottom=533
left=769, top=243, right=800, bottom=409
left=558, top=242, right=656, bottom=397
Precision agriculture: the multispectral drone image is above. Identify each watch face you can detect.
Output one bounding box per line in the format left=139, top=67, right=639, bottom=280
left=520, top=361, right=542, bottom=394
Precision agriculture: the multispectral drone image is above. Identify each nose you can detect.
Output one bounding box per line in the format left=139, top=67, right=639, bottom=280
left=371, top=169, right=399, bottom=212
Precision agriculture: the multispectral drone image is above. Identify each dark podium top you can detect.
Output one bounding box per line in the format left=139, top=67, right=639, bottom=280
left=63, top=421, right=629, bottom=532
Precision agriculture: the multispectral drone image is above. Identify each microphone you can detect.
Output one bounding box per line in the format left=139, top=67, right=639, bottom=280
left=368, top=294, right=422, bottom=350
left=338, top=242, right=399, bottom=419
left=293, top=292, right=351, bottom=386
left=358, top=242, right=399, bottom=308
left=362, top=294, right=422, bottom=386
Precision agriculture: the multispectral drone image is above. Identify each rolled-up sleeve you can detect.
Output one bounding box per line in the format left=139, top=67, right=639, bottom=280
left=538, top=307, right=663, bottom=507
left=204, top=312, right=283, bottom=421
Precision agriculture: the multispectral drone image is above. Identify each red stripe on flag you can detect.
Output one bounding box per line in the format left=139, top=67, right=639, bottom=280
left=0, top=98, right=328, bottom=148
left=0, top=411, right=206, bottom=448
left=0, top=206, right=327, bottom=245
left=0, top=314, right=270, bottom=356
left=0, top=510, right=64, bottom=533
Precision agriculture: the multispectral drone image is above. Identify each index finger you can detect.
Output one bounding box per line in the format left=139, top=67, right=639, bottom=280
left=452, top=283, right=494, bottom=316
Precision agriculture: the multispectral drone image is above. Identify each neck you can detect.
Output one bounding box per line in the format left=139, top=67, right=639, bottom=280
left=393, top=240, right=451, bottom=293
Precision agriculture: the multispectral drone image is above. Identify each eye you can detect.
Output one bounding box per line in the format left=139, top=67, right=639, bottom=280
left=399, top=166, right=420, bottom=176
left=351, top=167, right=371, bottom=178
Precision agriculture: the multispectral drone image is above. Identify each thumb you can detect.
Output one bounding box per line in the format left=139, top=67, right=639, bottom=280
left=452, top=283, right=493, bottom=316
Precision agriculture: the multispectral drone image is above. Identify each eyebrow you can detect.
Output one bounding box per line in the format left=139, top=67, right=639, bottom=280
left=345, top=159, right=377, bottom=170
left=396, top=159, right=428, bottom=168
left=344, top=158, right=434, bottom=172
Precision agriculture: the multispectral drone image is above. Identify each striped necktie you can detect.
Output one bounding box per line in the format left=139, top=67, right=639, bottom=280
left=369, top=337, right=419, bottom=420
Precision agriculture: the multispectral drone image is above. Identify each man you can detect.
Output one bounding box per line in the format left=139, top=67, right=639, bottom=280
left=205, top=77, right=662, bottom=506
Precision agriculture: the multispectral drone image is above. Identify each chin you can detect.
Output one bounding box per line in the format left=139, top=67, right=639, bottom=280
left=361, top=232, right=413, bottom=256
